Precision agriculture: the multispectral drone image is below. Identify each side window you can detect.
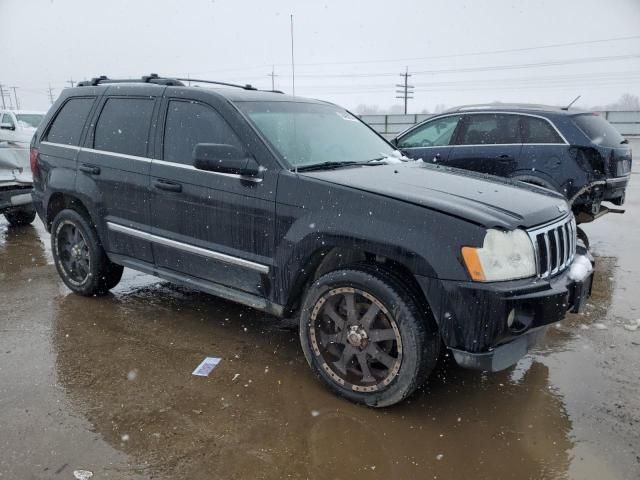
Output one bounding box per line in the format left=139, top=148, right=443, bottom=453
left=398, top=115, right=461, bottom=148
left=46, top=97, right=95, bottom=145
left=163, top=100, right=242, bottom=165
left=520, top=116, right=563, bottom=144
left=94, top=97, right=155, bottom=157
left=457, top=114, right=521, bottom=145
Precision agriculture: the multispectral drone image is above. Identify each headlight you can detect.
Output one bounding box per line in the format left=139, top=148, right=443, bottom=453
left=461, top=229, right=536, bottom=282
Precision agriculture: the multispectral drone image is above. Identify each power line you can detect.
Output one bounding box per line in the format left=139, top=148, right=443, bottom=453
left=293, top=53, right=640, bottom=78
left=395, top=67, right=414, bottom=114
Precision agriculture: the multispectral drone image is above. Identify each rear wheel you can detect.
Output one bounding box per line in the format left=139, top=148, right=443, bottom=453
left=299, top=267, right=439, bottom=407
left=4, top=208, right=36, bottom=226
left=51, top=209, right=123, bottom=296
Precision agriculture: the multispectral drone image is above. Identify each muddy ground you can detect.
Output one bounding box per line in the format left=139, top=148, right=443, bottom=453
left=1, top=142, right=639, bottom=480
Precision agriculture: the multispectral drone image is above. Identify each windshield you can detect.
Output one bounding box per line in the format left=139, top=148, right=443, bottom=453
left=237, top=101, right=394, bottom=168
left=573, top=113, right=625, bottom=148
left=16, top=114, right=44, bottom=129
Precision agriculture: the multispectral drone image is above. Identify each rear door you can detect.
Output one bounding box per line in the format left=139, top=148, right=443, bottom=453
left=446, top=113, right=522, bottom=176
left=395, top=115, right=461, bottom=163
left=149, top=93, right=277, bottom=296
left=79, top=89, right=159, bottom=263
left=518, top=114, right=568, bottom=186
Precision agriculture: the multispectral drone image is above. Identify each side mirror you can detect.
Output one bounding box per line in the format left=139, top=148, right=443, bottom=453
left=0, top=123, right=15, bottom=131
left=192, top=143, right=260, bottom=176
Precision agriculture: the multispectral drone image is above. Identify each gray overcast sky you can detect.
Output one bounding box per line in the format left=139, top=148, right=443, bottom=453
left=1, top=0, right=639, bottom=112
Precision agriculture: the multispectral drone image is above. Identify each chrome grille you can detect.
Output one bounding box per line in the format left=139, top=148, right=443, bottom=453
left=527, top=214, right=576, bottom=278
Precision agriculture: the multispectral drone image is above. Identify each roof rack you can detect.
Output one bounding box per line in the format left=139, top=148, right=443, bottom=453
left=445, top=103, right=562, bottom=112
left=77, top=73, right=258, bottom=91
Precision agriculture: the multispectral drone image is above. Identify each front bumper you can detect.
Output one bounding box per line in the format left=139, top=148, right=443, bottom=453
left=417, top=256, right=594, bottom=372
left=0, top=185, right=34, bottom=213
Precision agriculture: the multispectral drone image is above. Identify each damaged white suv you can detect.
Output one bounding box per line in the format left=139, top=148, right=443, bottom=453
left=0, top=144, right=35, bottom=226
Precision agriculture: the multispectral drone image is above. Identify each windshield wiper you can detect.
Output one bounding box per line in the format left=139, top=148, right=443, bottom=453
left=294, top=161, right=360, bottom=172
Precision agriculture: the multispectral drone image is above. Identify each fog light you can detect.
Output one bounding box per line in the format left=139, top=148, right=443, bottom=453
left=507, top=309, right=516, bottom=328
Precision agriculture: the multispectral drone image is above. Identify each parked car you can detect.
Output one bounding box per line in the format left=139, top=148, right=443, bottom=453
left=31, top=75, right=592, bottom=407
left=392, top=104, right=632, bottom=227
left=0, top=144, right=36, bottom=226
left=0, top=110, right=46, bottom=146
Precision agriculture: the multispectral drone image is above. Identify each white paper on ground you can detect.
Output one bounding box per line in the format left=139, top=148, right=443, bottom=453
left=192, top=357, right=222, bottom=377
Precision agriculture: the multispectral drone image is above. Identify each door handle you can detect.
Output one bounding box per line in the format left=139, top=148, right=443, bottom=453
left=153, top=180, right=182, bottom=192
left=79, top=164, right=100, bottom=175
left=497, top=155, right=513, bottom=161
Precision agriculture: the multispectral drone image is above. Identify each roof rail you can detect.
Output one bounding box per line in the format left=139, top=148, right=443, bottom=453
left=77, top=73, right=184, bottom=87
left=445, top=103, right=562, bottom=113
left=77, top=73, right=258, bottom=91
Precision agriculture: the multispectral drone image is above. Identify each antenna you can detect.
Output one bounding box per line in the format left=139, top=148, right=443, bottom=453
left=290, top=14, right=296, bottom=96
left=562, top=95, right=581, bottom=110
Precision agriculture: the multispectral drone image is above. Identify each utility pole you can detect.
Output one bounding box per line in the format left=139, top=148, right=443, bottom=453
left=268, top=65, right=279, bottom=91
left=48, top=84, right=55, bottom=105
left=395, top=66, right=414, bottom=115
left=0, top=83, right=13, bottom=109
left=0, top=83, right=8, bottom=109
left=11, top=86, right=20, bottom=110
left=290, top=14, right=295, bottom=96
left=67, top=78, right=75, bottom=88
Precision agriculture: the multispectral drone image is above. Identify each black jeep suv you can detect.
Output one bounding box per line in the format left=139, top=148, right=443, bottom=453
left=392, top=104, right=632, bottom=225
left=31, top=75, right=592, bottom=407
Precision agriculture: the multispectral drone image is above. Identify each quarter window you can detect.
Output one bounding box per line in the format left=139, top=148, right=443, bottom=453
left=46, top=97, right=95, bottom=146
left=94, top=97, right=155, bottom=157
left=457, top=114, right=521, bottom=145
left=520, top=116, right=563, bottom=144
left=398, top=115, right=461, bottom=148
left=163, top=100, right=242, bottom=165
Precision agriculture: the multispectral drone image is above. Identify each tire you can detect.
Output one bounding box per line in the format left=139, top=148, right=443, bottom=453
left=576, top=226, right=590, bottom=250
left=4, top=208, right=36, bottom=226
left=51, top=208, right=124, bottom=296
left=299, top=266, right=439, bottom=407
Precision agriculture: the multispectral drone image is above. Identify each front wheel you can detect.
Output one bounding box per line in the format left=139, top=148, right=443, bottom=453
left=299, top=267, right=439, bottom=407
left=51, top=208, right=124, bottom=296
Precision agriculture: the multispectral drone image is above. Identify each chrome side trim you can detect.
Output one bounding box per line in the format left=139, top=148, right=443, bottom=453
left=81, top=147, right=152, bottom=163
left=152, top=159, right=263, bottom=183
left=107, top=222, right=270, bottom=274
left=40, top=141, right=81, bottom=151
left=40, top=142, right=264, bottom=182
left=397, top=111, right=569, bottom=145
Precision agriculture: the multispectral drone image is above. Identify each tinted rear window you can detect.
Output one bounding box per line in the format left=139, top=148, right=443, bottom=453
left=573, top=114, right=625, bottom=148
left=94, top=97, right=155, bottom=157
left=46, top=97, right=95, bottom=145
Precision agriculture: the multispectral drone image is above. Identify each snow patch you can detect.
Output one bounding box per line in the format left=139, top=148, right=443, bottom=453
left=568, top=255, right=593, bottom=282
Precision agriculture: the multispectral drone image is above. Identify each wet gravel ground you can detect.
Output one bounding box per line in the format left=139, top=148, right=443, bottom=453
left=1, top=140, right=638, bottom=480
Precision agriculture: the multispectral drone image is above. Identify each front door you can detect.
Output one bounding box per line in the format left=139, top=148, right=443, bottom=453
left=396, top=114, right=462, bottom=164
left=445, top=113, right=522, bottom=176
left=149, top=96, right=277, bottom=296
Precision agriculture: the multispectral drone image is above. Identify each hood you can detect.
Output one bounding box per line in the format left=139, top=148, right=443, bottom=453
left=0, top=146, right=32, bottom=185
left=301, top=161, right=568, bottom=229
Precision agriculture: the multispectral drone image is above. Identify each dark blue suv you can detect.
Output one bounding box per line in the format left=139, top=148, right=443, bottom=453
left=392, top=104, right=632, bottom=226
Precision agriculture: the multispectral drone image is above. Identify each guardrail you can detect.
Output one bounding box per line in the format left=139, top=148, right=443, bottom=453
left=360, top=110, right=640, bottom=139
